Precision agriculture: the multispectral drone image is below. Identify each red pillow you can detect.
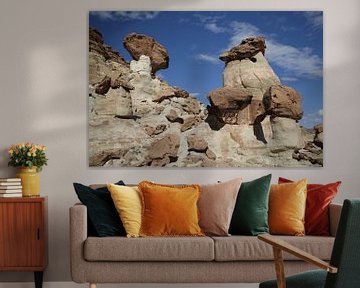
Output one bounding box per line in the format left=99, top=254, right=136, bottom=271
left=278, top=177, right=341, bottom=236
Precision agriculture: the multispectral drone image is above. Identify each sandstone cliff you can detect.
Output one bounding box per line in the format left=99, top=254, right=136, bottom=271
left=89, top=28, right=323, bottom=167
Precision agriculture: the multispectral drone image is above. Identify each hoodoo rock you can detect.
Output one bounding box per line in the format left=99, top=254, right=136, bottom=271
left=208, top=87, right=253, bottom=124
left=208, top=87, right=253, bottom=109
left=219, top=36, right=266, bottom=64
left=263, top=85, right=303, bottom=120
left=123, top=33, right=169, bottom=74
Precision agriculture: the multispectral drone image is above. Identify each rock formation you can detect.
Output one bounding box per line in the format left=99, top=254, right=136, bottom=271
left=208, top=87, right=253, bottom=125
left=123, top=33, right=169, bottom=74
left=263, top=85, right=303, bottom=120
left=219, top=37, right=266, bottom=64
left=89, top=28, right=323, bottom=167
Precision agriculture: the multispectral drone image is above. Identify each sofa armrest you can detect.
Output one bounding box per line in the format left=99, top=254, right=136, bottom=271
left=69, top=203, right=88, bottom=283
left=329, top=203, right=342, bottom=237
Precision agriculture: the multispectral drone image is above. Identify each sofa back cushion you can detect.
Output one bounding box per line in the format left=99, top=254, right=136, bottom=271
left=279, top=177, right=341, bottom=236
left=229, top=174, right=271, bottom=236
left=73, top=181, right=126, bottom=237
left=198, top=178, right=242, bottom=236
left=107, top=184, right=142, bottom=237
left=139, top=181, right=203, bottom=237
left=269, top=179, right=307, bottom=236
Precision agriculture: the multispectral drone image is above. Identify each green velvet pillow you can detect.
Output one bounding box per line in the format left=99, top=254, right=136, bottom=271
left=229, top=174, right=272, bottom=236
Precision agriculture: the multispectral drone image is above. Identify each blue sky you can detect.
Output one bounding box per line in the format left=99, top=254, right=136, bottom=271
left=89, top=11, right=323, bottom=128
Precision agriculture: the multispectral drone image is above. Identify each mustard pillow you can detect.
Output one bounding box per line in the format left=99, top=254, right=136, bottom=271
left=138, top=181, right=204, bottom=237
left=107, top=183, right=142, bottom=238
left=269, top=179, right=307, bottom=236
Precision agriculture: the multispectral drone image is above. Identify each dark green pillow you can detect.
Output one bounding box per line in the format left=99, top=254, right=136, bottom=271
left=73, top=181, right=126, bottom=237
left=229, top=174, right=272, bottom=236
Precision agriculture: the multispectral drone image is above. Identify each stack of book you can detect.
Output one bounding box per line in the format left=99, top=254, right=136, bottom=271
left=0, top=178, right=22, bottom=197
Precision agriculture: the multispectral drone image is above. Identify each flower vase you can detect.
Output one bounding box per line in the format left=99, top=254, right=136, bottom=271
left=16, top=167, right=40, bottom=197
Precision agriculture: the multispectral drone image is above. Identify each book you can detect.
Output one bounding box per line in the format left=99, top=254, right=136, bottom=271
left=0, top=186, right=22, bottom=190
left=0, top=182, right=22, bottom=186
left=0, top=189, right=22, bottom=193
left=0, top=193, right=22, bottom=198
left=0, top=178, right=21, bottom=182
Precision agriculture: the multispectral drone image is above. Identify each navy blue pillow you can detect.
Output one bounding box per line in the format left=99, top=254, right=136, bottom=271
left=73, top=181, right=126, bottom=237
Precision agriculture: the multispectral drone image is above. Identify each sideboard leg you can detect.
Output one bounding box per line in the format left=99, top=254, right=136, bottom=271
left=90, top=283, right=97, bottom=288
left=34, top=271, right=43, bottom=288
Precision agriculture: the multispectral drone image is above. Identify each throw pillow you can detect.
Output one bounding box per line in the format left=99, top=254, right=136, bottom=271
left=73, top=181, right=126, bottom=237
left=229, top=174, right=272, bottom=236
left=279, top=177, right=341, bottom=236
left=138, top=181, right=203, bottom=237
left=269, top=179, right=307, bottom=236
left=198, top=178, right=243, bottom=236
left=107, top=183, right=142, bottom=238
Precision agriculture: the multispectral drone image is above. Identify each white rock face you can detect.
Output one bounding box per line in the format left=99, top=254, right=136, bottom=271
left=270, top=117, right=305, bottom=150
left=130, top=55, right=152, bottom=75
left=129, top=55, right=162, bottom=117
left=223, top=52, right=280, bottom=99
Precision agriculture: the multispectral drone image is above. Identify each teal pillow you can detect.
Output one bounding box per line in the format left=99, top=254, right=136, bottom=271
left=229, top=174, right=272, bottom=236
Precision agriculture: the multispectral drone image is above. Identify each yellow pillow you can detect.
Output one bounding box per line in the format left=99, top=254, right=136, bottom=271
left=107, top=183, right=142, bottom=238
left=269, top=179, right=307, bottom=236
left=138, top=181, right=204, bottom=237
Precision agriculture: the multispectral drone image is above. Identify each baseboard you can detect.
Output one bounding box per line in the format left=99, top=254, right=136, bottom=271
left=0, top=282, right=259, bottom=288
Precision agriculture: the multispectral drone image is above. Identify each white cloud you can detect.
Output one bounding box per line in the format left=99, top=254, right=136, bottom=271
left=90, top=11, right=114, bottom=20
left=224, top=21, right=322, bottom=79
left=281, top=76, right=298, bottom=82
left=90, top=11, right=160, bottom=21
left=196, top=53, right=220, bottom=64
left=205, top=23, right=226, bottom=33
left=190, top=92, right=200, bottom=97
left=303, top=11, right=323, bottom=30
left=300, top=109, right=323, bottom=128
left=266, top=40, right=322, bottom=78
left=194, top=13, right=227, bottom=34
left=228, top=21, right=261, bottom=48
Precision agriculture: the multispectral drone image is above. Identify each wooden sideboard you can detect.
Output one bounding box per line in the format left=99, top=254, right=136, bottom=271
left=0, top=197, right=47, bottom=288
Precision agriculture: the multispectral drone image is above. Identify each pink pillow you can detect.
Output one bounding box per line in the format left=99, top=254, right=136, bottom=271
left=198, top=178, right=242, bottom=236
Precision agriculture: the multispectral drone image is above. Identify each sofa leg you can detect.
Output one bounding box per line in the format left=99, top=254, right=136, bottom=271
left=89, top=283, right=96, bottom=288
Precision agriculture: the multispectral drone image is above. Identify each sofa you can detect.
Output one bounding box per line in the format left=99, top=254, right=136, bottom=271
left=70, top=200, right=342, bottom=287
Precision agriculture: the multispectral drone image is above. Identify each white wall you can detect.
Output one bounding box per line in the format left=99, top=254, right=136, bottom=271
left=0, top=0, right=359, bottom=283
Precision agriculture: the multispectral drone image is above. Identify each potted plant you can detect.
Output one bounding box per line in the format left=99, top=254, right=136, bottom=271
left=8, top=143, right=48, bottom=197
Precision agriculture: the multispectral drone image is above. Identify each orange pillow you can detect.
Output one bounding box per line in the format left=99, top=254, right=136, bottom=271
left=278, top=177, right=341, bottom=236
left=138, top=181, right=204, bottom=237
left=269, top=179, right=307, bottom=236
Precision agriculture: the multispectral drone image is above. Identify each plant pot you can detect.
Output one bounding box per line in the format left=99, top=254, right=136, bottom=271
left=16, top=167, right=40, bottom=197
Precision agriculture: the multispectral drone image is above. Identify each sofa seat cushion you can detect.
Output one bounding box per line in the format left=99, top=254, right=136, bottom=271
left=212, top=236, right=334, bottom=261
left=84, top=236, right=214, bottom=261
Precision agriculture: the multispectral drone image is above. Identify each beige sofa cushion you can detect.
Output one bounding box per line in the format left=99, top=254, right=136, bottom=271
left=212, top=235, right=334, bottom=261
left=84, top=236, right=214, bottom=261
